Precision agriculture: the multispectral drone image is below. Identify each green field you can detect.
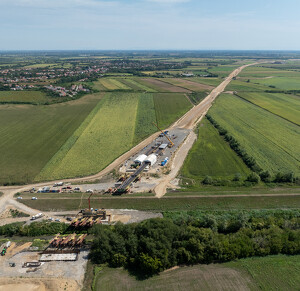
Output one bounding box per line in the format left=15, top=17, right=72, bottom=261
left=252, top=76, right=300, bottom=90
left=240, top=66, right=300, bottom=78
left=209, top=94, right=300, bottom=175
left=181, top=119, right=250, bottom=180
left=120, top=78, right=155, bottom=92
left=161, top=78, right=213, bottom=91
left=91, top=255, right=300, bottom=291
left=0, top=91, right=50, bottom=103
left=0, top=94, right=101, bottom=184
left=236, top=91, right=300, bottom=125
left=153, top=93, right=192, bottom=129
left=227, top=255, right=300, bottom=291
left=226, top=80, right=273, bottom=92
left=20, top=195, right=300, bottom=211
left=207, top=65, right=240, bottom=77
left=133, top=93, right=157, bottom=143
left=37, top=92, right=139, bottom=180
left=190, top=77, right=222, bottom=87
left=94, top=78, right=131, bottom=91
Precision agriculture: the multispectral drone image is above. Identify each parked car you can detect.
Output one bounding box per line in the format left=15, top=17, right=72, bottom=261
left=17, top=197, right=23, bottom=200
left=31, top=197, right=37, bottom=200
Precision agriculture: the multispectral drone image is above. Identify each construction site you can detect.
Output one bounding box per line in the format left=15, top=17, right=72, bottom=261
left=107, top=125, right=191, bottom=195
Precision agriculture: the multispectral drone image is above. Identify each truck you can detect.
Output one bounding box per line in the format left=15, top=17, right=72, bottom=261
left=31, top=213, right=43, bottom=220
left=161, top=157, right=169, bottom=166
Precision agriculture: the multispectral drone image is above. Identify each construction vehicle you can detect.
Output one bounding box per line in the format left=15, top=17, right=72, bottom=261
left=152, top=122, right=174, bottom=148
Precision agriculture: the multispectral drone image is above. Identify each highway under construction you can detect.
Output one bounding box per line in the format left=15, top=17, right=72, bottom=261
left=111, top=126, right=191, bottom=195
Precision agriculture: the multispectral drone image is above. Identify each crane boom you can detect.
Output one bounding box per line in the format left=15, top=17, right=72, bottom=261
left=152, top=122, right=174, bottom=147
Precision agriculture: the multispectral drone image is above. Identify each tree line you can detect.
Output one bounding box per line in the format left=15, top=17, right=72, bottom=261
left=89, top=212, right=300, bottom=277
left=206, top=115, right=298, bottom=185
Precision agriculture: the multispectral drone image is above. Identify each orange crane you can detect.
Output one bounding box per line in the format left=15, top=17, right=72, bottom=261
left=152, top=122, right=174, bottom=147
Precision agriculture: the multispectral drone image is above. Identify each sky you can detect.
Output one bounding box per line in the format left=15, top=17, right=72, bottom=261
left=0, top=0, right=300, bottom=50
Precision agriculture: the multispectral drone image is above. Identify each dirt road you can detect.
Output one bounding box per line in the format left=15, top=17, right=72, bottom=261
left=154, top=63, right=260, bottom=196
left=0, top=62, right=261, bottom=217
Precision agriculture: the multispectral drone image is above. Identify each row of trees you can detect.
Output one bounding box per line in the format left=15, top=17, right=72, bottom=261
left=206, top=115, right=297, bottom=184
left=90, top=215, right=300, bottom=277
left=0, top=221, right=68, bottom=237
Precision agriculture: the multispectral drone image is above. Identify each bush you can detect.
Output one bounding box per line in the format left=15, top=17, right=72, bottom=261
left=260, top=171, right=272, bottom=182
left=274, top=172, right=294, bottom=183
left=246, top=172, right=260, bottom=184
left=202, top=176, right=213, bottom=185
left=233, top=173, right=242, bottom=181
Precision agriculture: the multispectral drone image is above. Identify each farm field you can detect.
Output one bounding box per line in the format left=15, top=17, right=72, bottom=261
left=181, top=118, right=250, bottom=180
left=227, top=255, right=300, bottom=291
left=20, top=195, right=300, bottom=211
left=119, top=78, right=155, bottom=92
left=37, top=92, right=140, bottom=180
left=94, top=264, right=255, bottom=291
left=93, top=78, right=131, bottom=91
left=236, top=91, right=300, bottom=125
left=161, top=78, right=213, bottom=91
left=252, top=76, right=300, bottom=90
left=136, top=78, right=190, bottom=93
left=225, top=80, right=273, bottom=92
left=93, top=255, right=300, bottom=291
left=0, top=93, right=102, bottom=184
left=153, top=93, right=192, bottom=129
left=209, top=94, right=300, bottom=175
left=189, top=77, right=222, bottom=87
left=239, top=66, right=300, bottom=78
left=37, top=91, right=192, bottom=180
left=0, top=90, right=50, bottom=103
left=207, top=65, right=241, bottom=77
left=133, top=93, right=156, bottom=143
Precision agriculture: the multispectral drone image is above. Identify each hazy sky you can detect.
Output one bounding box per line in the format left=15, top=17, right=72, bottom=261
left=0, top=0, right=299, bottom=50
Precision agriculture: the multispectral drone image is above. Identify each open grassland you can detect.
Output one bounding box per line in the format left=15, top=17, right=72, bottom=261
left=236, top=91, right=300, bottom=125
left=161, top=78, right=213, bottom=91
left=240, top=66, right=300, bottom=78
left=37, top=92, right=139, bottom=180
left=181, top=119, right=250, bottom=180
left=136, top=78, right=190, bottom=93
left=210, top=94, right=300, bottom=175
left=252, top=76, right=300, bottom=90
left=94, top=264, right=255, bottom=291
left=0, top=91, right=50, bottom=103
left=227, top=255, right=300, bottom=291
left=133, top=93, right=156, bottom=143
left=0, top=94, right=101, bottom=184
left=20, top=195, right=300, bottom=211
left=153, top=93, right=192, bottom=129
left=190, top=77, right=222, bottom=87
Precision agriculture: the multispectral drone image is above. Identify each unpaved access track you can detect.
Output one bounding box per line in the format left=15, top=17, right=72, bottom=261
left=0, top=62, right=267, bottom=217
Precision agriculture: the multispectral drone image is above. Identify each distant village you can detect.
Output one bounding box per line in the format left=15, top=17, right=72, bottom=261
left=44, top=84, right=90, bottom=97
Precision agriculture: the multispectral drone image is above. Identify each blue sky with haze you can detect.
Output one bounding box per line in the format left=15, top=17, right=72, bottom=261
left=0, top=0, right=299, bottom=50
